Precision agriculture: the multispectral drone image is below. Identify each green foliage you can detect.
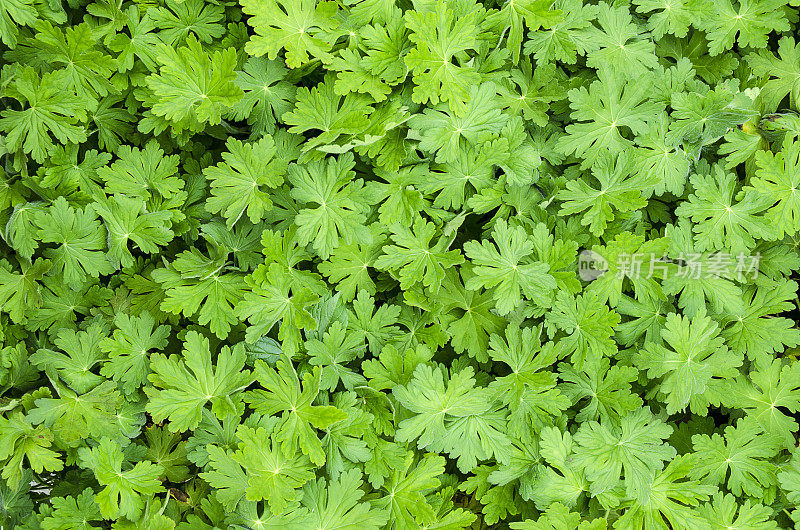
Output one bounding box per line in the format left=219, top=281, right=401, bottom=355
left=77, top=438, right=164, bottom=521
left=1, top=0, right=800, bottom=528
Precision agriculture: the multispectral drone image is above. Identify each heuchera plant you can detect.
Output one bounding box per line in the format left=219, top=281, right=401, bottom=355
left=0, top=0, right=799, bottom=527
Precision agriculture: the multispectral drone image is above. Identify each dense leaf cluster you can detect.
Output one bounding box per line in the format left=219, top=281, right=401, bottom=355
left=0, top=0, right=800, bottom=527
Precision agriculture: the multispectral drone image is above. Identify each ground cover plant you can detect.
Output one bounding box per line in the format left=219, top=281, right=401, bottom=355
left=1, top=0, right=800, bottom=527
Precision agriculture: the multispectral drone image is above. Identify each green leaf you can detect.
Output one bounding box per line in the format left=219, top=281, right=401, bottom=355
left=749, top=135, right=800, bottom=238
left=77, top=438, right=164, bottom=521
left=463, top=218, right=556, bottom=315
left=511, top=502, right=606, bottom=529
left=557, top=151, right=655, bottom=237
left=497, top=61, right=566, bottom=127
left=35, top=197, right=114, bottom=289
left=94, top=194, right=174, bottom=269
left=27, top=380, right=123, bottom=446
left=633, top=113, right=690, bottom=196
left=408, top=82, right=507, bottom=164
left=634, top=310, right=741, bottom=414
left=236, top=262, right=320, bottom=352
left=375, top=452, right=446, bottom=529
left=301, top=469, right=389, bottom=529
left=721, top=357, right=800, bottom=449
left=697, top=492, right=778, bottom=530
left=403, top=0, right=481, bottom=110
left=5, top=202, right=46, bottom=261
left=633, top=0, right=709, bottom=39
left=41, top=488, right=102, bottom=530
left=584, top=2, right=659, bottom=77
left=778, top=449, right=800, bottom=505
left=306, top=321, right=366, bottom=391
left=20, top=21, right=116, bottom=103
left=231, top=56, right=297, bottom=135
left=545, top=291, right=620, bottom=368
left=146, top=35, right=242, bottom=130
left=0, top=258, right=51, bottom=323
left=438, top=269, right=506, bottom=361
left=107, top=6, right=160, bottom=72
left=0, top=0, right=37, bottom=48
left=0, top=68, right=87, bottom=163
left=151, top=0, right=225, bottom=45
left=139, top=425, right=190, bottom=482
left=319, top=391, right=373, bottom=477
left=699, top=0, right=788, bottom=56
left=145, top=331, right=253, bottom=432
left=557, top=67, right=663, bottom=169
left=374, top=216, right=464, bottom=292
left=151, top=248, right=246, bottom=339
left=29, top=323, right=106, bottom=394
left=96, top=140, right=183, bottom=201
left=747, top=36, right=800, bottom=111
left=205, top=135, right=288, bottom=228
left=667, top=84, right=758, bottom=146
left=488, top=323, right=568, bottom=436
left=394, top=364, right=510, bottom=472
left=613, top=454, right=715, bottom=529
left=198, top=444, right=248, bottom=511
left=99, top=311, right=170, bottom=395
left=0, top=412, right=63, bottom=488
left=318, top=232, right=386, bottom=301
left=675, top=168, right=772, bottom=253
left=718, top=279, right=800, bottom=359
left=690, top=417, right=779, bottom=497
left=241, top=0, right=339, bottom=68
left=288, top=152, right=373, bottom=259
left=283, top=74, right=374, bottom=153
left=523, top=0, right=598, bottom=64
left=488, top=0, right=562, bottom=63
left=558, top=357, right=642, bottom=424
left=585, top=232, right=668, bottom=308
left=661, top=220, right=746, bottom=317
left=573, top=407, right=676, bottom=503
left=329, top=47, right=394, bottom=102
left=244, top=355, right=347, bottom=465
left=363, top=342, right=432, bottom=391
